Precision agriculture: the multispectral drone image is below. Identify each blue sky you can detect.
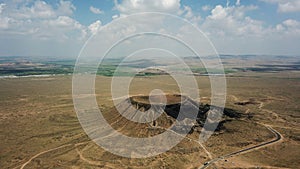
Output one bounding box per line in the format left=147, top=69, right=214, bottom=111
left=0, top=0, right=299, bottom=57
left=54, top=0, right=300, bottom=26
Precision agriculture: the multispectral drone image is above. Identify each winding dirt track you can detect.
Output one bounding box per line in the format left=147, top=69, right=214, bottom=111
left=20, top=144, right=73, bottom=169
left=20, top=141, right=90, bottom=169
left=20, top=94, right=284, bottom=169
left=154, top=125, right=213, bottom=160
left=198, top=124, right=283, bottom=169
left=199, top=95, right=284, bottom=169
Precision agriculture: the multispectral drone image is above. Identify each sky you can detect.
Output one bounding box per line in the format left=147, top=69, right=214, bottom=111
left=0, top=0, right=299, bottom=57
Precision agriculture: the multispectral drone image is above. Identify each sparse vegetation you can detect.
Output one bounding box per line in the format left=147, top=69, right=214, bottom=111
left=0, top=56, right=299, bottom=169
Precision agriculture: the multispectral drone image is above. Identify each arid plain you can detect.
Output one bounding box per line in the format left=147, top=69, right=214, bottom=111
left=0, top=56, right=300, bottom=169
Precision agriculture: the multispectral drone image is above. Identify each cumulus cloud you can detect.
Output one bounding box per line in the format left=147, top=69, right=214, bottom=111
left=114, top=0, right=202, bottom=26
left=261, top=0, right=300, bottom=13
left=89, top=6, right=103, bottom=14
left=13, top=1, right=56, bottom=19
left=1, top=0, right=76, bottom=21
left=209, top=5, right=228, bottom=20
left=0, top=0, right=91, bottom=58
left=1, top=0, right=300, bottom=56
left=274, top=19, right=300, bottom=36
left=182, top=5, right=193, bottom=18
left=283, top=19, right=300, bottom=27
left=48, top=16, right=82, bottom=29
left=0, top=0, right=87, bottom=40
left=202, top=4, right=262, bottom=37
left=88, top=20, right=102, bottom=34
left=114, top=0, right=181, bottom=14
left=278, top=1, right=300, bottom=13
left=199, top=3, right=300, bottom=54
left=57, top=0, right=76, bottom=16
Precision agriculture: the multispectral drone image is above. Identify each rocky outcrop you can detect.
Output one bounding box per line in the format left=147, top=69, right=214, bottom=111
left=113, top=94, right=241, bottom=134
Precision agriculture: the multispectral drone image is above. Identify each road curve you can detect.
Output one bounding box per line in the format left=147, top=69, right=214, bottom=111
left=199, top=124, right=283, bottom=169
left=20, top=141, right=90, bottom=169
left=20, top=144, right=73, bottom=169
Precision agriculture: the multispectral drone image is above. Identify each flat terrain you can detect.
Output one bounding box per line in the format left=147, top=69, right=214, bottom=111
left=0, top=55, right=300, bottom=169
left=0, top=70, right=299, bottom=168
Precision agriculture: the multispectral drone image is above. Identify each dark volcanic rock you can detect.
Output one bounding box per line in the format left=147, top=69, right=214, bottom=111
left=114, top=94, right=241, bottom=134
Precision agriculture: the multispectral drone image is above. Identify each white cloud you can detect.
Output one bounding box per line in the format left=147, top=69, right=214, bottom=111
left=23, top=16, right=87, bottom=41
left=0, top=3, right=9, bottom=29
left=261, top=0, right=300, bottom=13
left=0, top=17, right=10, bottom=29
left=114, top=0, right=181, bottom=14
left=202, top=5, right=211, bottom=12
left=177, top=5, right=202, bottom=25
left=226, top=0, right=230, bottom=7
left=112, top=14, right=119, bottom=20
left=0, top=0, right=88, bottom=43
left=200, top=3, right=300, bottom=55
left=278, top=1, right=300, bottom=13
left=275, top=19, right=300, bottom=36
left=283, top=19, right=300, bottom=27
left=88, top=20, right=102, bottom=34
left=209, top=5, right=228, bottom=20
left=182, top=5, right=193, bottom=18
left=114, top=0, right=202, bottom=27
left=17, top=0, right=56, bottom=19
left=202, top=4, right=267, bottom=39
left=89, top=6, right=103, bottom=14
left=0, top=0, right=90, bottom=56
left=57, top=0, right=76, bottom=16
left=48, top=16, right=81, bottom=28
left=0, top=0, right=300, bottom=56
left=0, top=3, right=6, bottom=14
left=4, top=0, right=75, bottom=20
left=109, top=1, right=300, bottom=55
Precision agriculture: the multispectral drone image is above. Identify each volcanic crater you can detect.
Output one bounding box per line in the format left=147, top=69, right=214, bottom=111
left=104, top=94, right=242, bottom=138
